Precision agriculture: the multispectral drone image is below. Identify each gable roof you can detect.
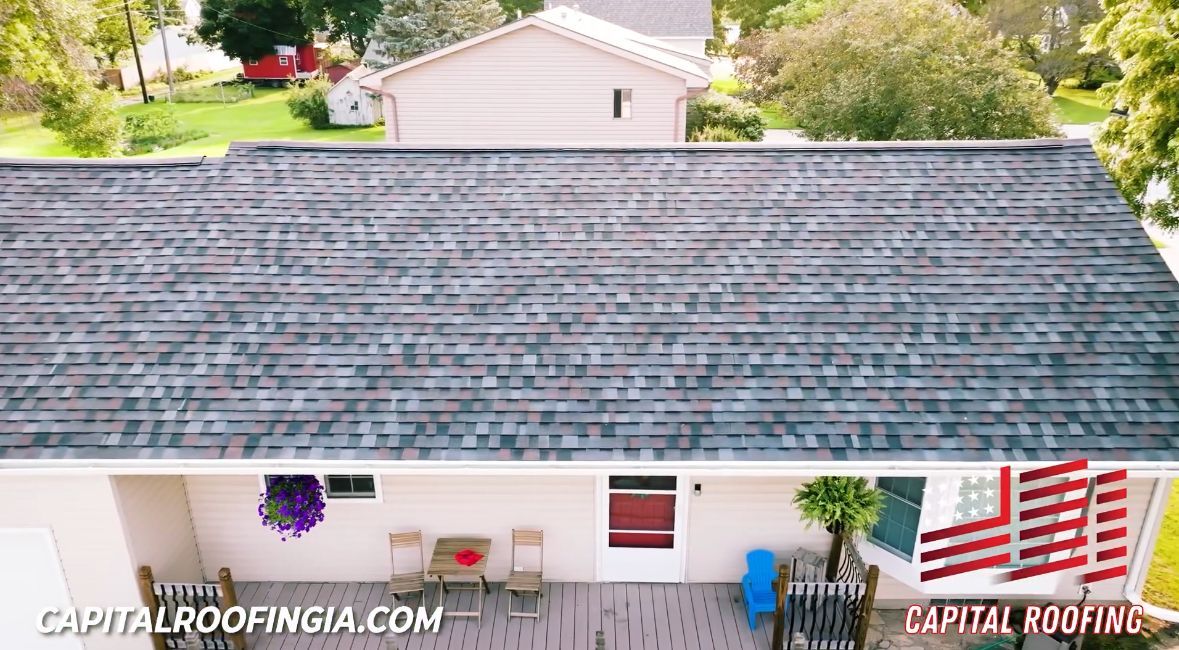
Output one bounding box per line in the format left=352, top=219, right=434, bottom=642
left=360, top=9, right=710, bottom=88
left=1, top=141, right=1178, bottom=465
left=544, top=0, right=713, bottom=38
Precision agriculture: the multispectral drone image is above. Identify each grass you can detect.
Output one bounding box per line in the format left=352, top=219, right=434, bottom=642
left=1052, top=86, right=1110, bottom=125
left=1143, top=482, right=1179, bottom=611
left=0, top=87, right=385, bottom=158
left=710, top=77, right=798, bottom=130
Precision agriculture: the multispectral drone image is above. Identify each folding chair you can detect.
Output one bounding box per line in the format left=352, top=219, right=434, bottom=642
left=505, top=529, right=543, bottom=619
left=387, top=531, right=426, bottom=602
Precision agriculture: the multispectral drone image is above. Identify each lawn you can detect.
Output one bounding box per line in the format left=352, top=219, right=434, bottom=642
left=709, top=76, right=1107, bottom=129
left=1052, top=86, right=1109, bottom=124
left=1143, top=481, right=1179, bottom=611
left=0, top=88, right=384, bottom=158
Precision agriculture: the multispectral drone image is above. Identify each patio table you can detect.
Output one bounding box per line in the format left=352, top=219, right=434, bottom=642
left=428, top=536, right=492, bottom=621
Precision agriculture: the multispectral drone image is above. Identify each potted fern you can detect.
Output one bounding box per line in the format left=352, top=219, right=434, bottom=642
left=793, top=476, right=884, bottom=581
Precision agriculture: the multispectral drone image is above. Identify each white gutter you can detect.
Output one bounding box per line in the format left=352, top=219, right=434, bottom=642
left=0, top=459, right=1177, bottom=477
left=1124, top=478, right=1179, bottom=622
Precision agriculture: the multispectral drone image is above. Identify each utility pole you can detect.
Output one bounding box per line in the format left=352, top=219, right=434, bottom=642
left=124, top=0, right=150, bottom=103
left=153, top=0, right=174, bottom=102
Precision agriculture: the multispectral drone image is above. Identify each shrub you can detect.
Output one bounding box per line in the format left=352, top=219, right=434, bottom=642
left=122, top=108, right=208, bottom=155
left=286, top=77, right=334, bottom=129
left=689, top=125, right=745, bottom=142
left=685, top=92, right=765, bottom=142
left=258, top=475, right=327, bottom=541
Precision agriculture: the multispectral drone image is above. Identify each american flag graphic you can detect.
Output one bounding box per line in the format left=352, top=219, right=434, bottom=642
left=918, top=460, right=1129, bottom=584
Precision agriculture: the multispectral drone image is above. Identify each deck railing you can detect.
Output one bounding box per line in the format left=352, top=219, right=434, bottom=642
left=138, top=565, right=247, bottom=650
left=771, top=537, right=880, bottom=650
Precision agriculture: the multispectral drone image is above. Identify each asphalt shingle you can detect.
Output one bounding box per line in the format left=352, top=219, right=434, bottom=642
left=0, top=141, right=1177, bottom=462
left=543, top=0, right=713, bottom=38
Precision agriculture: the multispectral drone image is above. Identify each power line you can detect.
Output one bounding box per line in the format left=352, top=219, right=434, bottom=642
left=204, top=7, right=307, bottom=42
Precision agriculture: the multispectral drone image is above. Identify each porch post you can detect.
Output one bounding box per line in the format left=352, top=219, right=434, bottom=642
left=770, top=562, right=790, bottom=650
left=854, top=564, right=880, bottom=650
left=137, top=566, right=166, bottom=650
left=218, top=567, right=248, bottom=650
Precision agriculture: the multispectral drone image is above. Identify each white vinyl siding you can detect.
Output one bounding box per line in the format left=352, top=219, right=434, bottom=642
left=186, top=474, right=596, bottom=582
left=381, top=25, right=689, bottom=143
left=113, top=475, right=204, bottom=583
left=0, top=475, right=151, bottom=650
left=684, top=476, right=832, bottom=582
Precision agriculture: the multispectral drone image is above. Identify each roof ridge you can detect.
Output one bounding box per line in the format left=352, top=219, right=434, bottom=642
left=0, top=155, right=209, bottom=167
left=228, top=139, right=1091, bottom=153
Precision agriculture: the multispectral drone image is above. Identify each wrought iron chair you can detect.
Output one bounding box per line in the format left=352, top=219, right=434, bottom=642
left=505, top=529, right=544, bottom=619
left=387, top=531, right=426, bottom=602
left=741, top=549, right=777, bottom=630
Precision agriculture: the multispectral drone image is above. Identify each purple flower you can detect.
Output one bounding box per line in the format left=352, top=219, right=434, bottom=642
left=259, top=475, right=326, bottom=540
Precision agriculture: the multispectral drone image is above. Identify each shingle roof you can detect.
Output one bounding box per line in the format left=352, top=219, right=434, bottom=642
left=1, top=141, right=1178, bottom=463
left=544, top=0, right=713, bottom=38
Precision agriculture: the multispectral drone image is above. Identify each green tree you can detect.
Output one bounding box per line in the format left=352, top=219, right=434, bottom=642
left=736, top=0, right=1061, bottom=141
left=0, top=0, right=122, bottom=156
left=196, top=0, right=312, bottom=61
left=762, top=0, right=829, bottom=29
left=368, top=0, right=504, bottom=64
left=793, top=477, right=884, bottom=582
left=301, top=0, right=382, bottom=56
left=87, top=0, right=185, bottom=67
left=722, top=0, right=792, bottom=34
left=1087, top=0, right=1179, bottom=230
left=498, top=0, right=541, bottom=19
left=985, top=0, right=1104, bottom=95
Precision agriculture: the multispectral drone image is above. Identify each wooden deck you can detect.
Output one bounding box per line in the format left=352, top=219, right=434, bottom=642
left=238, top=581, right=777, bottom=650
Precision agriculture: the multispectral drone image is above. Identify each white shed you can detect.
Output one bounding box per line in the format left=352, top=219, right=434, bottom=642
left=326, top=65, right=381, bottom=126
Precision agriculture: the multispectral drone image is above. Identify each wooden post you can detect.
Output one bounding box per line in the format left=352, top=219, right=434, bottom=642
left=770, top=563, right=791, bottom=650
left=137, top=566, right=166, bottom=650
left=218, top=567, right=248, bottom=650
left=853, top=565, right=880, bottom=650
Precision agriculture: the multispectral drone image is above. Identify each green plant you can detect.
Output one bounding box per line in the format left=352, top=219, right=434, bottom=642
left=285, top=77, right=333, bottom=129
left=689, top=125, right=746, bottom=142
left=122, top=108, right=207, bottom=154
left=794, top=476, right=884, bottom=580
left=685, top=92, right=766, bottom=142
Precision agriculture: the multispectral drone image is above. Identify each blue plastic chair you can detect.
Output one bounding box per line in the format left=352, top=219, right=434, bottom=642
left=741, top=549, right=777, bottom=630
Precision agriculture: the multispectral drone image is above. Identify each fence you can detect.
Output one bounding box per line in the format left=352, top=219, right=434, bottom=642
left=137, top=566, right=247, bottom=650
left=771, top=538, right=880, bottom=650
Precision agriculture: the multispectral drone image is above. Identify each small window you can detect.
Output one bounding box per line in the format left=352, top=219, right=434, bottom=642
left=324, top=474, right=377, bottom=499
left=870, top=477, right=926, bottom=560
left=277, top=56, right=289, bottom=66
left=247, top=59, right=259, bottom=66
left=613, top=88, right=632, bottom=119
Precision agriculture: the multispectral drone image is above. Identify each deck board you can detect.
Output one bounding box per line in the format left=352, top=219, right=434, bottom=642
left=240, top=582, right=776, bottom=650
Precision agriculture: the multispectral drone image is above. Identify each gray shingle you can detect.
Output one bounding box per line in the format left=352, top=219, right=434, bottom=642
left=544, top=0, right=712, bottom=38
left=0, top=141, right=1177, bottom=463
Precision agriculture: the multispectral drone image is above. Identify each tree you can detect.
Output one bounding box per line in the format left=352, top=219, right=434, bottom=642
left=497, top=0, right=540, bottom=19
left=86, top=0, right=185, bottom=67
left=762, top=0, right=829, bottom=29
left=793, top=477, right=883, bottom=582
left=721, top=0, right=792, bottom=34
left=1087, top=0, right=1179, bottom=230
left=301, top=0, right=382, bottom=56
left=368, top=0, right=504, bottom=64
left=985, top=0, right=1104, bottom=95
left=196, top=0, right=312, bottom=61
left=736, top=0, right=1061, bottom=141
left=0, top=0, right=122, bottom=156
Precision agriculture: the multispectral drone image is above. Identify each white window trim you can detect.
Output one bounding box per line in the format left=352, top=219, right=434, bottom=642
left=258, top=474, right=384, bottom=503
left=277, top=56, right=290, bottom=66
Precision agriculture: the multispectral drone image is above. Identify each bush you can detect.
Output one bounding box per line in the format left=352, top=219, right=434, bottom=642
left=685, top=92, right=765, bottom=142
left=1075, top=64, right=1122, bottom=91
left=122, top=108, right=207, bottom=155
left=173, top=83, right=253, bottom=103
left=689, top=125, right=745, bottom=142
left=149, top=67, right=207, bottom=84
left=286, top=77, right=333, bottom=129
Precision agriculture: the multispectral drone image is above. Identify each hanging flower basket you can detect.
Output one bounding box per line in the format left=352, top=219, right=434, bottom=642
left=258, top=475, right=326, bottom=541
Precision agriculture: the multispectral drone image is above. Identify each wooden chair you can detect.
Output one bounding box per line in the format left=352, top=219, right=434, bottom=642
left=388, top=531, right=425, bottom=602
left=505, top=529, right=543, bottom=619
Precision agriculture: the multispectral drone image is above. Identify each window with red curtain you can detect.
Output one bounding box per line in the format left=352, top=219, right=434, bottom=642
left=609, top=493, right=675, bottom=549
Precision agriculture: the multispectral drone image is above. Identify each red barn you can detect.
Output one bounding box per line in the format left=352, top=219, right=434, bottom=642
left=241, top=44, right=318, bottom=85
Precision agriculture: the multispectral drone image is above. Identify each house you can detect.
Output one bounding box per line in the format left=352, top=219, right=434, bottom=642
left=326, top=64, right=380, bottom=126
left=356, top=7, right=711, bottom=140
left=324, top=60, right=360, bottom=84
left=241, top=43, right=319, bottom=85
left=544, top=0, right=713, bottom=57
left=1, top=140, right=1178, bottom=649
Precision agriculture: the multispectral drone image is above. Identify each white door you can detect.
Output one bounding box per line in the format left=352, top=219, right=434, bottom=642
left=0, top=529, right=83, bottom=649
left=600, top=476, right=686, bottom=582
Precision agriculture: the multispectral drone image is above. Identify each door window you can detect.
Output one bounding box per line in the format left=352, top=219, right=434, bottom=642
left=608, top=476, right=676, bottom=549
